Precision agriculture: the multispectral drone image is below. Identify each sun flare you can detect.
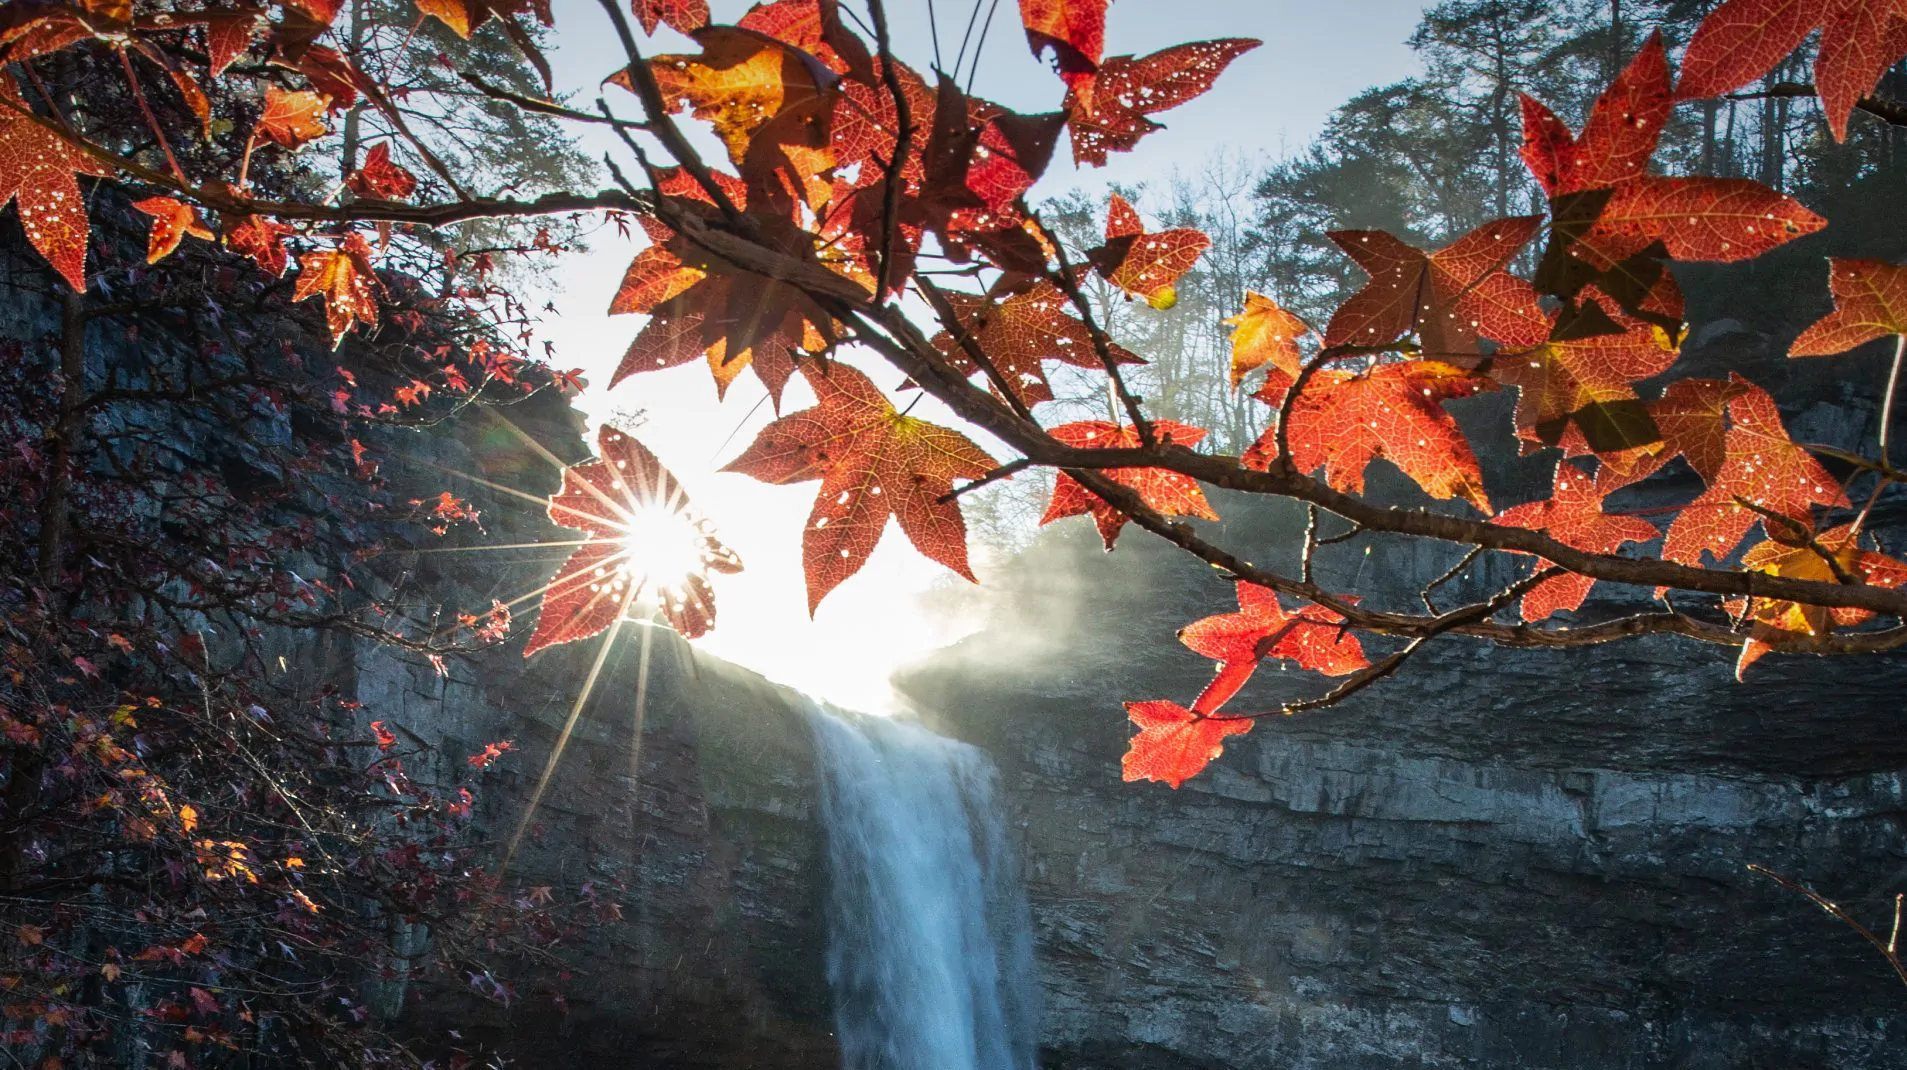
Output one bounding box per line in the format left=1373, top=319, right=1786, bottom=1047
left=615, top=506, right=710, bottom=594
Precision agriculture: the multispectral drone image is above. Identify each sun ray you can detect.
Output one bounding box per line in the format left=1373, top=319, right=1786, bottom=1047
left=629, top=618, right=656, bottom=783
left=405, top=538, right=598, bottom=554
left=428, top=541, right=636, bottom=643
left=500, top=579, right=636, bottom=878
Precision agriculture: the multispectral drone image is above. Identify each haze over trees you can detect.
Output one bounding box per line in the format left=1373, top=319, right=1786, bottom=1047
left=4, top=0, right=1907, bottom=1062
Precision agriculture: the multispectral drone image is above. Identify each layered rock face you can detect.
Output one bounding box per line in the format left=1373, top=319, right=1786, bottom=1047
left=385, top=368, right=1907, bottom=1069
left=897, top=506, right=1907, bottom=1070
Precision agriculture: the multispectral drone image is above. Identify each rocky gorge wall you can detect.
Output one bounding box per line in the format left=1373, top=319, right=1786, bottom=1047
left=898, top=516, right=1907, bottom=1070
left=362, top=325, right=1907, bottom=1069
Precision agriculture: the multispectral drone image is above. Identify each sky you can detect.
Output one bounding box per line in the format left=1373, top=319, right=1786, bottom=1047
left=524, top=0, right=1428, bottom=711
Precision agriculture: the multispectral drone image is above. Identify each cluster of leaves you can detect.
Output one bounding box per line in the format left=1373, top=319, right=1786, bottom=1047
left=11, top=0, right=1907, bottom=827
left=0, top=21, right=611, bottom=1060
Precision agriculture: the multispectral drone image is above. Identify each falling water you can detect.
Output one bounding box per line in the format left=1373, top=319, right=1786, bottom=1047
left=805, top=703, right=1040, bottom=1070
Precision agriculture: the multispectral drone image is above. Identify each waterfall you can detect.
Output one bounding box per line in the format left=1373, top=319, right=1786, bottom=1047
left=805, top=704, right=1040, bottom=1070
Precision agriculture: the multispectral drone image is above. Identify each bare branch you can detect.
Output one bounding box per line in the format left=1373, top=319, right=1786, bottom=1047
left=1726, top=82, right=1907, bottom=128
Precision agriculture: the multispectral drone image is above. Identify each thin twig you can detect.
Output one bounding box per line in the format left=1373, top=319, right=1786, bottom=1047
left=1748, top=864, right=1907, bottom=988
left=865, top=0, right=914, bottom=302
left=118, top=47, right=185, bottom=180
left=939, top=458, right=1030, bottom=504
left=1424, top=546, right=1486, bottom=613
left=459, top=70, right=650, bottom=130
left=1725, top=82, right=1907, bottom=128
left=1732, top=498, right=1859, bottom=585
left=592, top=0, right=744, bottom=225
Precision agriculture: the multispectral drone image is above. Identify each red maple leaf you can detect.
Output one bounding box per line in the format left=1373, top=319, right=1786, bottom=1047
left=1596, top=376, right=1748, bottom=489
left=225, top=213, right=294, bottom=278
left=1644, top=377, right=1744, bottom=483
left=345, top=142, right=417, bottom=201
left=1088, top=193, right=1210, bottom=309
left=1120, top=700, right=1250, bottom=789
left=1018, top=0, right=1107, bottom=90
left=1178, top=581, right=1368, bottom=713
left=0, top=76, right=111, bottom=290
left=1790, top=258, right=1907, bottom=357
left=200, top=11, right=259, bottom=76
left=1065, top=38, right=1260, bottom=166
left=527, top=425, right=741, bottom=655
left=370, top=721, right=397, bottom=750
left=607, top=213, right=835, bottom=407
left=1493, top=461, right=1659, bottom=621
left=1250, top=359, right=1497, bottom=513
left=931, top=281, right=1141, bottom=405
left=467, top=740, right=513, bottom=769
left=1520, top=34, right=1823, bottom=270
left=632, top=0, right=709, bottom=35
left=131, top=196, right=213, bottom=264
left=1225, top=291, right=1312, bottom=388
left=1677, top=0, right=1907, bottom=140
left=1040, top=420, right=1219, bottom=549
left=1492, top=295, right=1680, bottom=458
left=724, top=362, right=994, bottom=612
left=1322, top=216, right=1546, bottom=354
left=1662, top=375, right=1849, bottom=565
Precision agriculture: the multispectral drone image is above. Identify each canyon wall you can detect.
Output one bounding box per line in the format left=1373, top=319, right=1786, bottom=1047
left=899, top=512, right=1907, bottom=1069
left=383, top=333, right=1907, bottom=1069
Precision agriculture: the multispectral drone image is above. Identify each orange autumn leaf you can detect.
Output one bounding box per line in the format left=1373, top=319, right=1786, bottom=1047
left=413, top=0, right=551, bottom=38
left=292, top=234, right=379, bottom=347
left=1734, top=523, right=1907, bottom=676
left=1493, top=295, right=1680, bottom=456
left=0, top=76, right=111, bottom=290
left=1662, top=375, right=1849, bottom=565
left=1250, top=359, right=1497, bottom=513
left=1089, top=193, right=1209, bottom=310
left=1120, top=700, right=1250, bottom=789
left=131, top=196, right=212, bottom=263
left=1065, top=38, right=1260, bottom=166
left=1790, top=258, right=1907, bottom=357
left=1225, top=291, right=1312, bottom=387
left=528, top=425, right=740, bottom=655
left=1677, top=0, right=1907, bottom=140
left=1178, top=581, right=1368, bottom=714
left=931, top=281, right=1142, bottom=405
left=1040, top=419, right=1218, bottom=549
left=724, top=362, right=994, bottom=612
left=1492, top=461, right=1658, bottom=621
left=636, top=27, right=836, bottom=168
left=257, top=87, right=330, bottom=149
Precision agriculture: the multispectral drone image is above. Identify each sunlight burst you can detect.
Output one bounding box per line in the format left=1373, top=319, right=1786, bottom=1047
left=616, top=506, right=710, bottom=595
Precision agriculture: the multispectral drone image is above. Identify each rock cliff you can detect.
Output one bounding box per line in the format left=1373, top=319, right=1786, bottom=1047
left=898, top=500, right=1907, bottom=1070
left=373, top=347, right=1907, bottom=1070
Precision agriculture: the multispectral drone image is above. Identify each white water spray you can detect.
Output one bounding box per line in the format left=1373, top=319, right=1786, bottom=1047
left=805, top=704, right=1039, bottom=1070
